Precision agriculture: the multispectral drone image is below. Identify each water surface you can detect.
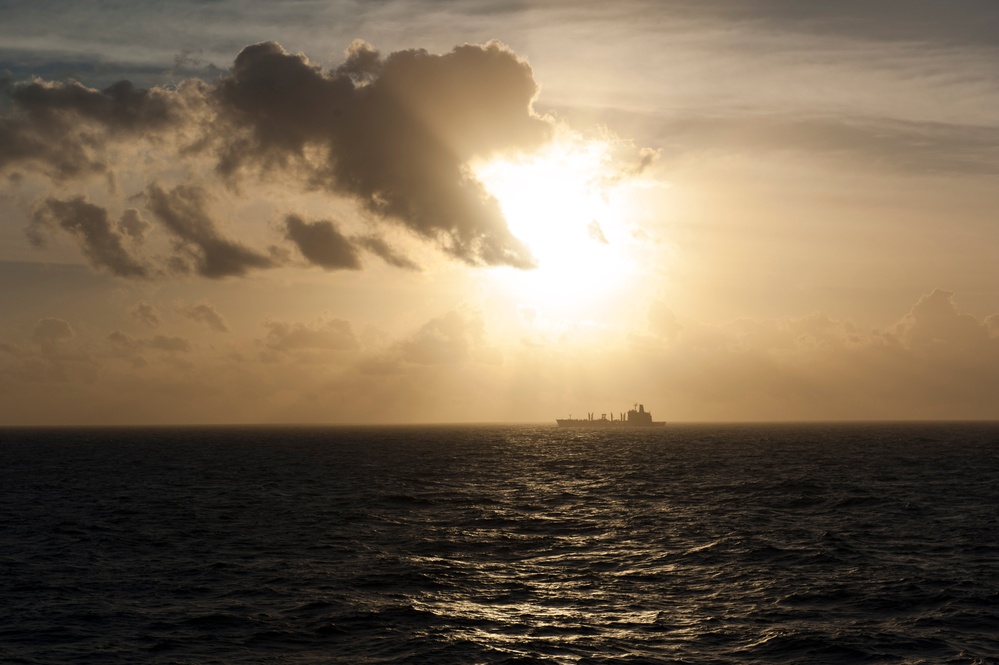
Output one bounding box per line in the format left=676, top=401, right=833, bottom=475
left=2, top=423, right=997, bottom=663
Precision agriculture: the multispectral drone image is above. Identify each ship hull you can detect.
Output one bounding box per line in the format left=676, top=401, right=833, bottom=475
left=556, top=420, right=665, bottom=428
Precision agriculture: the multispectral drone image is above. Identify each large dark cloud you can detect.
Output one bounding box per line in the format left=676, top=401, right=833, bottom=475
left=212, top=40, right=547, bottom=266
left=2, top=39, right=552, bottom=273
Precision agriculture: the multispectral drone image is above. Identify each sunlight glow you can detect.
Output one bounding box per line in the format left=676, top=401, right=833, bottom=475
left=472, top=131, right=641, bottom=307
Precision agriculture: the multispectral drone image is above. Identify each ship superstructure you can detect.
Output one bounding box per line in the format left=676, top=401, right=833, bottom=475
left=556, top=404, right=664, bottom=428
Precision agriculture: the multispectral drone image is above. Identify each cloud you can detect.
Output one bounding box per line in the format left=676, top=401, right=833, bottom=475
left=283, top=214, right=361, bottom=270
left=394, top=309, right=486, bottom=366
left=647, top=301, right=683, bottom=340
left=0, top=76, right=203, bottom=181
left=987, top=314, right=999, bottom=338
left=32, top=317, right=74, bottom=354
left=144, top=183, right=274, bottom=278
left=2, top=317, right=98, bottom=386
left=282, top=213, right=419, bottom=271
left=211, top=40, right=548, bottom=267
left=117, top=208, right=151, bottom=243
left=623, top=289, right=999, bottom=421
left=177, top=301, right=229, bottom=333
left=353, top=235, right=420, bottom=271
left=2, top=39, right=554, bottom=273
left=147, top=334, right=193, bottom=353
left=894, top=288, right=987, bottom=348
left=108, top=330, right=192, bottom=354
left=27, top=196, right=149, bottom=278
left=262, top=316, right=359, bottom=353
left=4, top=289, right=999, bottom=424
left=130, top=301, right=161, bottom=328
left=13, top=77, right=181, bottom=131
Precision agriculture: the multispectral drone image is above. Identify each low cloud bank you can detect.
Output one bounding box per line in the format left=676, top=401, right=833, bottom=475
left=1, top=290, right=998, bottom=424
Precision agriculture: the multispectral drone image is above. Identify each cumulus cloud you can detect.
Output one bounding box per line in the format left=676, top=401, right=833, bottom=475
left=626, top=289, right=999, bottom=421
left=262, top=316, right=359, bottom=353
left=108, top=330, right=192, bottom=354
left=894, top=288, right=987, bottom=348
left=394, top=309, right=486, bottom=366
left=647, top=301, right=683, bottom=340
left=211, top=39, right=547, bottom=266
left=2, top=318, right=98, bottom=386
left=2, top=39, right=554, bottom=274
left=177, top=301, right=229, bottom=332
left=27, top=196, right=149, bottom=278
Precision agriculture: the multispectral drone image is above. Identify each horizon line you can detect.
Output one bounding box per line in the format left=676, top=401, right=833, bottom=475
left=3, top=418, right=999, bottom=430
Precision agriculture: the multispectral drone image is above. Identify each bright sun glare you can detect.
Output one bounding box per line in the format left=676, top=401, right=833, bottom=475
left=472, top=132, right=640, bottom=306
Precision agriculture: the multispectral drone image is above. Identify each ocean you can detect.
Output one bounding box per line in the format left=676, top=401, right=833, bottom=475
left=1, top=423, right=997, bottom=664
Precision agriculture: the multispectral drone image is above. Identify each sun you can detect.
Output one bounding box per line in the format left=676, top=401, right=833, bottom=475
left=471, top=131, right=641, bottom=307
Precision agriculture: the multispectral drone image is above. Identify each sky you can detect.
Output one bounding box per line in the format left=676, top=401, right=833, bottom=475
left=2, top=0, right=999, bottom=425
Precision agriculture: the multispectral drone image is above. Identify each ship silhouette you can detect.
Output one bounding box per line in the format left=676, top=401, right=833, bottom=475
left=556, top=403, right=665, bottom=428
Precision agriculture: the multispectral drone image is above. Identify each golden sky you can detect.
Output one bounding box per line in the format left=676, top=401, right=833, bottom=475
left=2, top=1, right=998, bottom=424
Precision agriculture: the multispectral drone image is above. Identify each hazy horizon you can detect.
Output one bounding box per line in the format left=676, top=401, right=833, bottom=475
left=4, top=418, right=999, bottom=429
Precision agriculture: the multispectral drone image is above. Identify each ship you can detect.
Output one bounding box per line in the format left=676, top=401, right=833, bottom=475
left=556, top=403, right=665, bottom=428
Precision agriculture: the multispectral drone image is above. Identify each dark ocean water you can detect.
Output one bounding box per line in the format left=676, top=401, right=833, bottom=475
left=1, top=423, right=998, bottom=664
